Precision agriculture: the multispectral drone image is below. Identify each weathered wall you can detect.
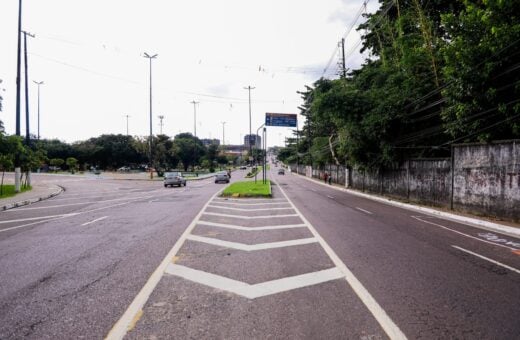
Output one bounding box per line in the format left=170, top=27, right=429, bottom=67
left=453, top=141, right=520, bottom=220
left=289, top=140, right=520, bottom=221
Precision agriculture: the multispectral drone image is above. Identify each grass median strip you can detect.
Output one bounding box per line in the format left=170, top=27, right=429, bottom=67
left=222, top=180, right=271, bottom=198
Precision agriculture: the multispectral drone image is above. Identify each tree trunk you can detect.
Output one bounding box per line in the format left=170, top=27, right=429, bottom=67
left=1, top=170, right=4, bottom=196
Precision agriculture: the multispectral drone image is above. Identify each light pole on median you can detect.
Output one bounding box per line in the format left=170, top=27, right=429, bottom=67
left=244, top=86, right=255, bottom=164
left=33, top=81, right=44, bottom=140
left=143, top=52, right=157, bottom=179
left=191, top=100, right=199, bottom=137
left=221, top=121, right=226, bottom=146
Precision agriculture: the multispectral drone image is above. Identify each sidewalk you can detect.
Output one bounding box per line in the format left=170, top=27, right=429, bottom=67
left=0, top=183, right=63, bottom=211
left=291, top=171, right=520, bottom=239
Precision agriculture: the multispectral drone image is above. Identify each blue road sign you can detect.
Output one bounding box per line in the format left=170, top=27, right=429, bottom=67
left=265, top=113, right=297, bottom=127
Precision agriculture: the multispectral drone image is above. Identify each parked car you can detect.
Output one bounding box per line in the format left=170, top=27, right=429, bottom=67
left=164, top=172, right=186, bottom=187
left=239, top=166, right=247, bottom=170
left=117, top=166, right=131, bottom=172
left=215, top=171, right=230, bottom=183
left=278, top=168, right=285, bottom=175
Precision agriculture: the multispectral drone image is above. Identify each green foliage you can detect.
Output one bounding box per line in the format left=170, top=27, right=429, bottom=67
left=440, top=0, right=520, bottom=141
left=289, top=0, right=520, bottom=169
left=172, top=133, right=206, bottom=171
left=222, top=180, right=271, bottom=197
left=66, top=157, right=78, bottom=173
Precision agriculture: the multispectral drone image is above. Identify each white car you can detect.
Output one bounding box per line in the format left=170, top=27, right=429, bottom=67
left=215, top=171, right=230, bottom=183
left=164, top=172, right=187, bottom=187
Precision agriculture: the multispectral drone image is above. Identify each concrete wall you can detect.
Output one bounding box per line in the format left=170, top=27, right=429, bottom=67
left=453, top=141, right=520, bottom=220
left=290, top=140, right=520, bottom=221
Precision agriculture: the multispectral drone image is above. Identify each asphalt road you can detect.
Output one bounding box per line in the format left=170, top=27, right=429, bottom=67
left=1, top=169, right=519, bottom=339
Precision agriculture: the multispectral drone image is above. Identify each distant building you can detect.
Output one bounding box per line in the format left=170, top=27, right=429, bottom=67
left=201, top=138, right=220, bottom=147
left=244, top=134, right=261, bottom=149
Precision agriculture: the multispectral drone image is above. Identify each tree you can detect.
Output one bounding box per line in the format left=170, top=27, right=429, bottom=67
left=440, top=0, right=520, bottom=142
left=49, top=158, right=64, bottom=171
left=172, top=133, right=205, bottom=171
left=0, top=134, right=23, bottom=195
left=66, top=157, right=78, bottom=174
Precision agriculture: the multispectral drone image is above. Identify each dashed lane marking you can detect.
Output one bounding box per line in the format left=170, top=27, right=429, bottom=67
left=327, top=195, right=334, bottom=199
left=202, top=212, right=299, bottom=219
left=185, top=234, right=318, bottom=251
left=0, top=213, right=77, bottom=224
left=165, top=264, right=344, bottom=299
left=412, top=216, right=518, bottom=251
left=196, top=220, right=307, bottom=231
left=81, top=216, right=108, bottom=226
left=356, top=207, right=373, bottom=215
left=452, top=245, right=520, bottom=274
left=274, top=178, right=407, bottom=340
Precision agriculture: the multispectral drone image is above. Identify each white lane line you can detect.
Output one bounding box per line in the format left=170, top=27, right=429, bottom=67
left=412, top=216, right=518, bottom=251
left=356, top=207, right=373, bottom=215
left=452, top=245, right=520, bottom=274
left=5, top=194, right=157, bottom=211
left=202, top=212, right=299, bottom=219
left=81, top=216, right=108, bottom=226
left=311, top=189, right=317, bottom=192
left=327, top=195, right=334, bottom=199
left=0, top=213, right=77, bottom=224
left=165, top=264, right=344, bottom=299
left=274, top=178, right=407, bottom=340
left=0, top=190, right=179, bottom=234
left=186, top=234, right=317, bottom=251
left=0, top=215, right=78, bottom=233
left=105, top=189, right=223, bottom=340
left=210, top=201, right=291, bottom=207
left=207, top=205, right=294, bottom=212
left=196, top=220, right=307, bottom=231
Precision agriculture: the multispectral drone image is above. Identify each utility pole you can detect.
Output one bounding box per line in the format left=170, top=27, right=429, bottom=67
left=33, top=80, right=43, bottom=139
left=14, top=0, right=22, bottom=192
left=158, top=115, right=164, bottom=134
left=244, top=86, right=255, bottom=163
left=124, top=114, right=130, bottom=136
left=190, top=100, right=199, bottom=136
left=143, top=52, right=157, bottom=179
left=341, top=38, right=347, bottom=78
left=22, top=30, right=35, bottom=188
left=221, top=121, right=226, bottom=146
left=22, top=31, right=34, bottom=146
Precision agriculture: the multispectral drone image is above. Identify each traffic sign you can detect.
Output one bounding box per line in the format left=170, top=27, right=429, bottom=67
left=265, top=113, right=297, bottom=127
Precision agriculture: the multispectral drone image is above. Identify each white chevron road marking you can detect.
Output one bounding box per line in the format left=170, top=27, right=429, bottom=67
left=165, top=264, right=344, bottom=299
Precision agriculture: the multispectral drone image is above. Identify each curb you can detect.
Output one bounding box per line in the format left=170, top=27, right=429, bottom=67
left=292, top=172, right=520, bottom=239
left=1, top=185, right=64, bottom=211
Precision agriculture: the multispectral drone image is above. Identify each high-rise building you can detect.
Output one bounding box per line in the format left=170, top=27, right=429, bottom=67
left=244, top=134, right=261, bottom=148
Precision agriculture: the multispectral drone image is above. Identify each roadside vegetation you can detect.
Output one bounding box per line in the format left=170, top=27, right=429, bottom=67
left=277, top=0, right=520, bottom=170
left=222, top=180, right=271, bottom=198
left=0, top=184, right=31, bottom=199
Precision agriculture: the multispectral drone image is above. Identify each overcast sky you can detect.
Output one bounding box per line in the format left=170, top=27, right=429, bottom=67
left=0, top=0, right=379, bottom=147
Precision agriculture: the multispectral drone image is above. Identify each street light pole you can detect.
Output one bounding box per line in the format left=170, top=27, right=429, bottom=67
left=191, top=100, right=199, bottom=136
left=22, top=30, right=35, bottom=188
left=158, top=115, right=164, bottom=134
left=143, top=52, right=157, bottom=179
left=244, top=86, right=255, bottom=163
left=221, top=121, right=226, bottom=146
left=124, top=114, right=130, bottom=136
left=14, top=0, right=22, bottom=192
left=33, top=81, right=44, bottom=139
